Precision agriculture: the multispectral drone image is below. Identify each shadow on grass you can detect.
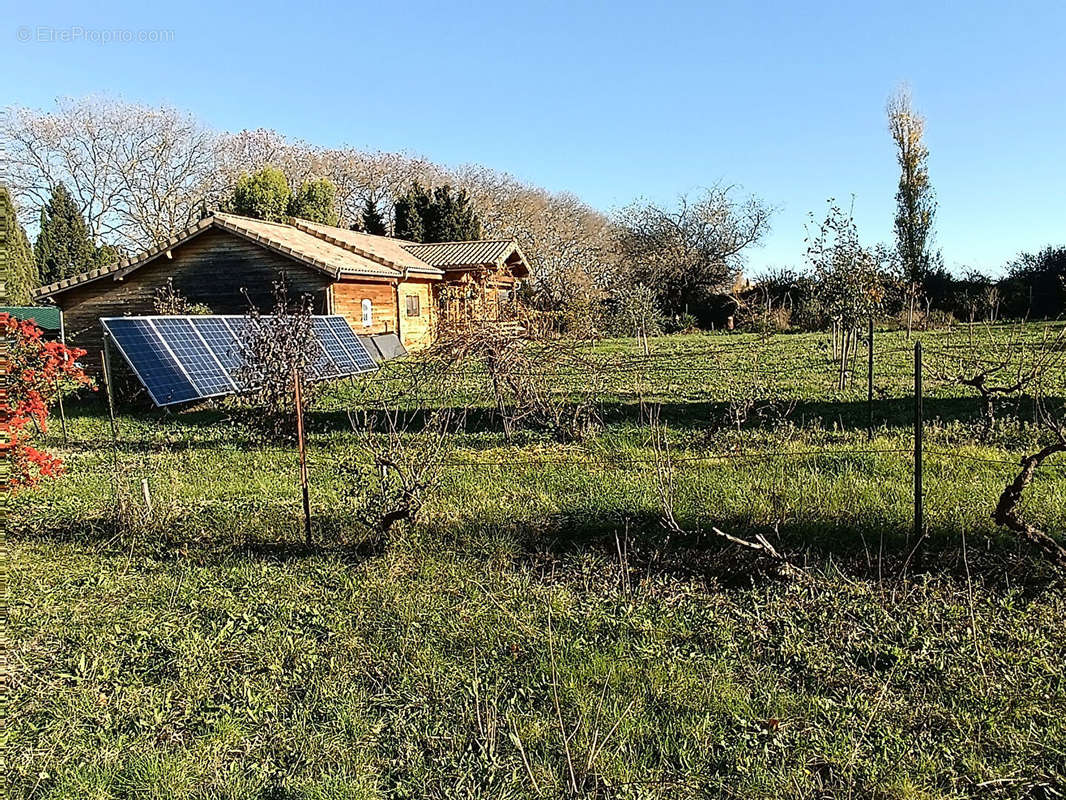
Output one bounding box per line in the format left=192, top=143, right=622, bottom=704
left=420, top=509, right=1064, bottom=595
left=58, top=392, right=1063, bottom=455
left=14, top=502, right=1062, bottom=596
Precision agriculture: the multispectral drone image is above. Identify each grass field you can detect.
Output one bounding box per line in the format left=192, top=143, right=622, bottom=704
left=7, top=324, right=1066, bottom=799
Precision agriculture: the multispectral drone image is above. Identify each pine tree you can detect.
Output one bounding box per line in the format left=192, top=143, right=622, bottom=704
left=35, top=183, right=97, bottom=285
left=0, top=186, right=38, bottom=303
left=360, top=197, right=388, bottom=236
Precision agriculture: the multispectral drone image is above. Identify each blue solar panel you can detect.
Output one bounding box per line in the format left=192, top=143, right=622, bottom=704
left=151, top=317, right=234, bottom=397
left=324, top=316, right=378, bottom=371
left=312, top=317, right=358, bottom=373
left=190, top=317, right=244, bottom=372
left=102, top=318, right=199, bottom=405
left=307, top=337, right=342, bottom=380
left=103, top=314, right=377, bottom=407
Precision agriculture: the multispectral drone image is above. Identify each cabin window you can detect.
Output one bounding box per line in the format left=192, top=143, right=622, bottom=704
left=361, top=298, right=373, bottom=327
left=406, top=294, right=420, bottom=317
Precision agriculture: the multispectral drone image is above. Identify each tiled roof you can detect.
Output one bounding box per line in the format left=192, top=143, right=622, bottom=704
left=214, top=214, right=402, bottom=279
left=289, top=219, right=443, bottom=277
left=402, top=240, right=523, bottom=269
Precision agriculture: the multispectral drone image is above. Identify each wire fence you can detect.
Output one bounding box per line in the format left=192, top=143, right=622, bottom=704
left=72, top=325, right=1066, bottom=552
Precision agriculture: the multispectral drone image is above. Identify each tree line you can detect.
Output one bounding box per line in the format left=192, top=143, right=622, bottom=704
left=1, top=93, right=1061, bottom=326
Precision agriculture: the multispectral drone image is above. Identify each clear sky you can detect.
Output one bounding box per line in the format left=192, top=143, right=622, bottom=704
left=4, top=0, right=1064, bottom=276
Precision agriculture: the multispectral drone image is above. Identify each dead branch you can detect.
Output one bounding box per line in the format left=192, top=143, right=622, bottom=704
left=993, top=435, right=1066, bottom=568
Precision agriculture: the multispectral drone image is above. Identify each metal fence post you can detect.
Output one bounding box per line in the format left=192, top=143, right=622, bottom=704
left=914, top=340, right=923, bottom=536
left=867, top=317, right=874, bottom=441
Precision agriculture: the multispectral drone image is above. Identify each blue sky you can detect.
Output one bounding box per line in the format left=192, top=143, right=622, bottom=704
left=4, top=0, right=1064, bottom=275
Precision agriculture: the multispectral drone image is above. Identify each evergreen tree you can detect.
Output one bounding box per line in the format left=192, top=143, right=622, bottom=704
left=0, top=186, right=38, bottom=303
left=394, top=182, right=482, bottom=243
left=360, top=197, right=388, bottom=236
left=393, top=183, right=430, bottom=242
left=430, top=184, right=482, bottom=241
left=227, top=167, right=292, bottom=222
left=35, top=183, right=97, bottom=285
left=288, top=178, right=338, bottom=225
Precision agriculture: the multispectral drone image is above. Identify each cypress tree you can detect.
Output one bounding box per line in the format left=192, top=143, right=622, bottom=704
left=35, top=183, right=97, bottom=285
left=0, top=186, right=38, bottom=303
left=394, top=183, right=430, bottom=242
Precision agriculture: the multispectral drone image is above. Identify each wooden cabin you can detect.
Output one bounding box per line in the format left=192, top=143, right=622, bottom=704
left=31, top=213, right=529, bottom=375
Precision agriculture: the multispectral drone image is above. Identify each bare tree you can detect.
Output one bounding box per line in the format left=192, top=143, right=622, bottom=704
left=612, top=185, right=773, bottom=316
left=1, top=98, right=128, bottom=240
left=1, top=97, right=218, bottom=249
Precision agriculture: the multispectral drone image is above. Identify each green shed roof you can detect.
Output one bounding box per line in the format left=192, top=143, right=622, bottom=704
left=0, top=306, right=62, bottom=332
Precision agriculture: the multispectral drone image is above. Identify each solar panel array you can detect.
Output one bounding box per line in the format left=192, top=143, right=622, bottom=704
left=101, top=315, right=378, bottom=407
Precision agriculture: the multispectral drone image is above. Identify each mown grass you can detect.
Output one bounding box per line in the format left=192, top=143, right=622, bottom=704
left=7, top=324, right=1066, bottom=799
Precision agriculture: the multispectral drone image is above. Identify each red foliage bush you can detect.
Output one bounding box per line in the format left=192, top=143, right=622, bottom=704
left=1, top=313, right=92, bottom=490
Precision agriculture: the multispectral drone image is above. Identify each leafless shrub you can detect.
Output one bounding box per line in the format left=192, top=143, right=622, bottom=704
left=152, top=278, right=211, bottom=316
left=647, top=406, right=804, bottom=579
left=719, top=352, right=797, bottom=435
left=426, top=323, right=604, bottom=443
left=234, top=282, right=319, bottom=439
left=932, top=323, right=1061, bottom=440
left=342, top=407, right=456, bottom=538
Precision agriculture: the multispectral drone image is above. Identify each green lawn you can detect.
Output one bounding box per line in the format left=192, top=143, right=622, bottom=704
left=7, top=325, right=1066, bottom=799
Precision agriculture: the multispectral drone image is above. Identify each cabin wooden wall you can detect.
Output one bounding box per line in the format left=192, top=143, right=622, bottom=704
left=57, top=228, right=331, bottom=374
left=332, top=279, right=399, bottom=336
left=397, top=278, right=436, bottom=350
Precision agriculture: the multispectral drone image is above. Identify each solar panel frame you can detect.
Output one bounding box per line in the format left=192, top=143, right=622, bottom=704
left=102, top=314, right=378, bottom=407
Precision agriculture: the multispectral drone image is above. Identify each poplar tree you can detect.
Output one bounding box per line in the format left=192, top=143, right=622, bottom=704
left=887, top=85, right=938, bottom=285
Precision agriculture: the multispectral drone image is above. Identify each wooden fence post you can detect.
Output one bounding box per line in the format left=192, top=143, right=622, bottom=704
left=913, top=341, right=923, bottom=536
